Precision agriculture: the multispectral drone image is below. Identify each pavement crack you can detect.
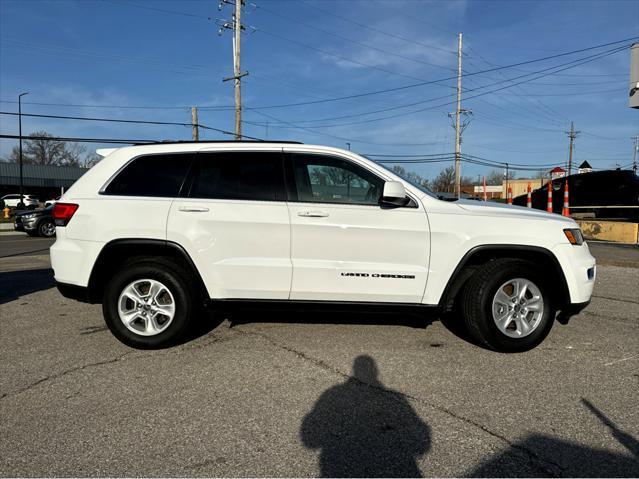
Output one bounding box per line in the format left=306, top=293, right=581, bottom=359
left=232, top=326, right=566, bottom=478
left=591, top=294, right=639, bottom=305
left=0, top=332, right=236, bottom=401
left=0, top=352, right=133, bottom=401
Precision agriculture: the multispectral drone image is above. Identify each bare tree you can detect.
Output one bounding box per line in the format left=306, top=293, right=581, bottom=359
left=486, top=168, right=516, bottom=186
left=59, top=142, right=87, bottom=167
left=4, top=131, right=91, bottom=166
left=83, top=153, right=102, bottom=168
left=432, top=166, right=456, bottom=192
left=391, top=165, right=430, bottom=190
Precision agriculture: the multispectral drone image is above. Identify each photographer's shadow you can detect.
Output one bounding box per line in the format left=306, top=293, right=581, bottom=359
left=300, top=355, right=430, bottom=477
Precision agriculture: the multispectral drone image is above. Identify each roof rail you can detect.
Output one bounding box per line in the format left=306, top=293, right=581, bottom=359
left=132, top=140, right=304, bottom=146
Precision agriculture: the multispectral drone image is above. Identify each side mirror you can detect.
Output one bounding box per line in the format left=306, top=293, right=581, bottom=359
left=380, top=181, right=409, bottom=207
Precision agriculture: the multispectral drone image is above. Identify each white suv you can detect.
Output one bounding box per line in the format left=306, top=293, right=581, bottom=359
left=50, top=142, right=595, bottom=352
left=2, top=194, right=39, bottom=209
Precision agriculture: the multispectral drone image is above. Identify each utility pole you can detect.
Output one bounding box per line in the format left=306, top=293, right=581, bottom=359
left=632, top=135, right=638, bottom=173
left=220, top=0, right=248, bottom=140
left=18, top=91, right=28, bottom=208
left=191, top=106, right=199, bottom=141
left=565, top=121, right=580, bottom=176
left=505, top=163, right=509, bottom=198
left=454, top=33, right=463, bottom=198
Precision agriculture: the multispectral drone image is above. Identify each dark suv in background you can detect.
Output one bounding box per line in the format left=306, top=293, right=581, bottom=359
left=14, top=206, right=56, bottom=237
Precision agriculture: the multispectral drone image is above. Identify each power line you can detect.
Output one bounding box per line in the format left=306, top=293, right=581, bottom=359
left=299, top=0, right=456, bottom=54
left=247, top=44, right=626, bottom=128
left=0, top=111, right=196, bottom=127
left=255, top=29, right=453, bottom=84
left=0, top=99, right=205, bottom=110
left=111, top=0, right=455, bottom=84
left=237, top=36, right=638, bottom=110
left=104, top=1, right=639, bottom=109
left=254, top=3, right=455, bottom=72
left=261, top=44, right=629, bottom=128
left=0, top=111, right=264, bottom=141
left=462, top=53, right=565, bottom=126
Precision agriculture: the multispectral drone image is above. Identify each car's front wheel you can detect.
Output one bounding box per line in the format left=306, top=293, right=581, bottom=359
left=103, top=258, right=196, bottom=349
left=462, top=259, right=554, bottom=352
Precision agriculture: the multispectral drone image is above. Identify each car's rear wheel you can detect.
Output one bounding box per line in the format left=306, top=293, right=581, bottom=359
left=103, top=258, right=196, bottom=349
left=462, top=259, right=554, bottom=352
left=38, top=220, right=56, bottom=237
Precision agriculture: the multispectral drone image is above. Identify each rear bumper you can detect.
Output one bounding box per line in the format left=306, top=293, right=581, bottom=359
left=56, top=281, right=92, bottom=303
left=50, top=229, right=104, bottom=287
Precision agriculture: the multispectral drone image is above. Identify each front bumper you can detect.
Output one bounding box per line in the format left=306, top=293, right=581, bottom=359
left=15, top=217, right=38, bottom=232
left=558, top=300, right=591, bottom=324
left=552, top=243, right=596, bottom=304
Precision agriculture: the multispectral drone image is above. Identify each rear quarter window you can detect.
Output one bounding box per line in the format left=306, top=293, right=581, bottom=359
left=103, top=154, right=193, bottom=197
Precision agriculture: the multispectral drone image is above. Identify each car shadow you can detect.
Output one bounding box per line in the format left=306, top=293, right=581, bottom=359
left=300, top=355, right=431, bottom=477
left=0, top=268, right=55, bottom=305
left=467, top=399, right=639, bottom=477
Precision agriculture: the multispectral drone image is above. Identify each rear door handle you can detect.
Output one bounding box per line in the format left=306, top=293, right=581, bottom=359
left=178, top=206, right=209, bottom=212
left=297, top=210, right=329, bottom=217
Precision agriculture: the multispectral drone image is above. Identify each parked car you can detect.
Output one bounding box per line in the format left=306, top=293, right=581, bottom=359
left=45, top=196, right=61, bottom=207
left=51, top=141, right=595, bottom=352
left=14, top=206, right=56, bottom=237
left=513, top=170, right=639, bottom=221
left=1, top=194, right=40, bottom=209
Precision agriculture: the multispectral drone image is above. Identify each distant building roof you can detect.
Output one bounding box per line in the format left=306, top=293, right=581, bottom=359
left=0, top=162, right=88, bottom=188
left=578, top=160, right=592, bottom=169
left=550, top=166, right=565, bottom=173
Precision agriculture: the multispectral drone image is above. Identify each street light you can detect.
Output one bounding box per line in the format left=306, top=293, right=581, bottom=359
left=18, top=91, right=29, bottom=209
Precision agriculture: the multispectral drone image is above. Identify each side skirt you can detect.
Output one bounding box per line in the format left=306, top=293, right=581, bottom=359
left=207, top=298, right=440, bottom=315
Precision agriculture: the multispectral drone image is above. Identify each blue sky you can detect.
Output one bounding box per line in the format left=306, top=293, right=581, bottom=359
left=1, top=0, right=638, bottom=180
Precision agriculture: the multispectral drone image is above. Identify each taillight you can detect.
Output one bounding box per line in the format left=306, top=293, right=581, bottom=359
left=52, top=203, right=79, bottom=226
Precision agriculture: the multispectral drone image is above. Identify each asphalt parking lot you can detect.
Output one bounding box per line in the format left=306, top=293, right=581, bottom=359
left=1, top=234, right=638, bottom=477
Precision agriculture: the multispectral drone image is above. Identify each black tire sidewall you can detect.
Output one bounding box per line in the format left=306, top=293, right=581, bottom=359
left=474, top=263, right=553, bottom=352
left=103, top=261, right=193, bottom=349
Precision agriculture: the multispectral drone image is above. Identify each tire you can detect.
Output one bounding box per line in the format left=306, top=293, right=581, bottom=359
left=102, top=258, right=197, bottom=349
left=461, top=259, right=554, bottom=353
left=38, top=220, right=56, bottom=237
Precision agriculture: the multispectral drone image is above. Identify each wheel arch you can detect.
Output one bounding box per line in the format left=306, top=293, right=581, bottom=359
left=438, top=244, right=570, bottom=311
left=87, top=239, right=208, bottom=303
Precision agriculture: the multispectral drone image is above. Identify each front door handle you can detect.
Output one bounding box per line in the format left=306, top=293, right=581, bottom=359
left=178, top=206, right=210, bottom=212
left=297, top=210, right=329, bottom=217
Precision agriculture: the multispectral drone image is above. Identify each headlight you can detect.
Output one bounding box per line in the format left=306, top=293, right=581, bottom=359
left=564, top=228, right=584, bottom=246
left=22, top=213, right=37, bottom=219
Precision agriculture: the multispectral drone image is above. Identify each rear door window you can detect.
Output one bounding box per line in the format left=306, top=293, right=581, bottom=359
left=187, top=151, right=286, bottom=201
